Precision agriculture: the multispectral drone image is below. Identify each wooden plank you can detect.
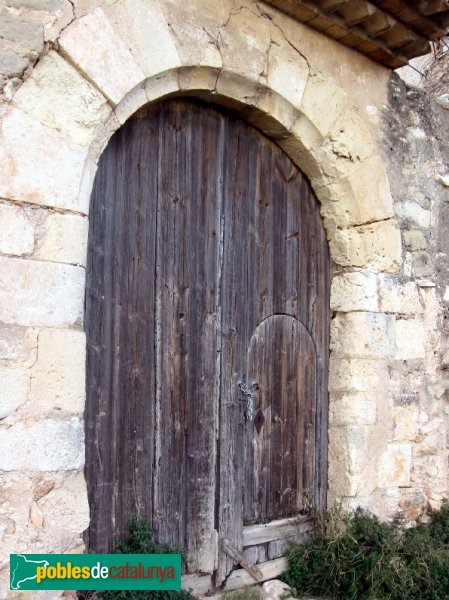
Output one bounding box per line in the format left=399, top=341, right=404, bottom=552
left=152, top=100, right=222, bottom=573
left=85, top=115, right=158, bottom=552
left=243, top=516, right=313, bottom=546
left=223, top=558, right=288, bottom=591
left=222, top=538, right=264, bottom=582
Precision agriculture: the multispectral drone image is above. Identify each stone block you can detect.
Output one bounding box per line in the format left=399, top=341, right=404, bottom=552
left=217, top=6, right=271, bottom=82
left=411, top=251, right=433, bottom=278
left=379, top=443, right=412, bottom=487
left=0, top=325, right=37, bottom=366
left=13, top=52, right=111, bottom=147
left=325, top=109, right=376, bottom=163
left=331, top=312, right=395, bottom=359
left=104, top=0, right=181, bottom=78
left=403, top=229, right=427, bottom=251
left=329, top=392, right=376, bottom=426
left=59, top=8, right=145, bottom=105
left=415, top=421, right=446, bottom=457
left=395, top=318, right=425, bottom=360
left=319, top=156, right=395, bottom=228
left=330, top=271, right=378, bottom=312
left=0, top=257, right=84, bottom=328
left=0, top=50, right=28, bottom=77
left=395, top=201, right=431, bottom=228
left=37, top=472, right=89, bottom=549
left=398, top=488, right=427, bottom=521
left=328, top=425, right=377, bottom=496
left=160, top=0, right=224, bottom=68
left=30, top=328, right=86, bottom=416
left=300, top=75, right=347, bottom=138
left=0, top=107, right=86, bottom=212
left=392, top=405, right=419, bottom=441
left=0, top=418, right=84, bottom=471
left=266, top=27, right=308, bottom=110
left=114, top=82, right=148, bottom=125
left=0, top=14, right=43, bottom=52
left=0, top=203, right=34, bottom=256
left=7, top=0, right=67, bottom=9
left=378, top=277, right=423, bottom=314
left=36, top=213, right=88, bottom=266
left=0, top=367, right=29, bottom=419
left=329, top=357, right=382, bottom=392
left=330, top=219, right=402, bottom=272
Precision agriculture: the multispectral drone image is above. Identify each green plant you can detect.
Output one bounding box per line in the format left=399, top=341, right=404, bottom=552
left=281, top=501, right=449, bottom=600
left=80, top=516, right=197, bottom=600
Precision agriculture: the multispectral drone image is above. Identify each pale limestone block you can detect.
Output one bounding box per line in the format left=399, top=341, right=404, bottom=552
left=395, top=201, right=431, bottom=228
left=329, top=358, right=382, bottom=392
left=217, top=7, right=271, bottom=83
left=160, top=0, right=225, bottom=68
left=379, top=443, right=412, bottom=487
left=266, top=27, right=308, bottom=109
left=330, top=271, right=378, bottom=312
left=331, top=312, right=395, bottom=359
left=262, top=579, right=291, bottom=600
left=330, top=219, right=402, bottom=272
left=0, top=325, right=38, bottom=366
left=325, top=109, right=376, bottom=163
left=378, top=277, right=423, bottom=315
left=329, top=392, right=376, bottom=426
left=328, top=425, right=377, bottom=496
left=0, top=203, right=34, bottom=256
left=398, top=488, right=427, bottom=520
left=319, top=156, right=395, bottom=228
left=0, top=257, right=84, bottom=328
left=0, top=14, right=43, bottom=52
left=415, top=420, right=446, bottom=457
left=395, top=318, right=425, bottom=360
left=104, top=0, right=181, bottom=78
left=37, top=471, right=89, bottom=548
left=114, top=82, right=148, bottom=125
left=177, top=66, right=222, bottom=94
left=0, top=107, right=86, bottom=212
left=411, top=251, right=433, bottom=278
left=12, top=52, right=111, bottom=147
left=145, top=70, right=181, bottom=102
left=412, top=453, right=448, bottom=497
left=403, top=230, right=427, bottom=251
left=299, top=75, right=347, bottom=139
left=59, top=8, right=145, bottom=105
left=392, top=405, right=419, bottom=441
left=251, top=88, right=300, bottom=136
left=0, top=418, right=84, bottom=471
left=0, top=367, right=30, bottom=419
left=36, top=213, right=88, bottom=266
left=30, top=329, right=85, bottom=417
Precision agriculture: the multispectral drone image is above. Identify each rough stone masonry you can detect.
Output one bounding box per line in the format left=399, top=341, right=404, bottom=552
left=0, top=0, right=448, bottom=598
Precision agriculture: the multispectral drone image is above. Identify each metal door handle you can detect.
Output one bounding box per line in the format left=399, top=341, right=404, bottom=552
left=237, top=381, right=260, bottom=421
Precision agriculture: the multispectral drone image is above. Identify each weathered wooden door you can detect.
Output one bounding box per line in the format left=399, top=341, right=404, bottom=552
left=85, top=98, right=329, bottom=586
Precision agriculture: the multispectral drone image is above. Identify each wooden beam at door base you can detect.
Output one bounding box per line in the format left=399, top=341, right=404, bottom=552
left=223, top=557, right=288, bottom=592
left=222, top=538, right=264, bottom=582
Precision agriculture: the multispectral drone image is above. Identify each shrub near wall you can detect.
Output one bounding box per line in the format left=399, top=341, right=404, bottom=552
left=282, top=502, right=449, bottom=600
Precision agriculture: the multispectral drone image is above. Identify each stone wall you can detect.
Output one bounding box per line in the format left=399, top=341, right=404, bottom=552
left=0, top=0, right=447, bottom=597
